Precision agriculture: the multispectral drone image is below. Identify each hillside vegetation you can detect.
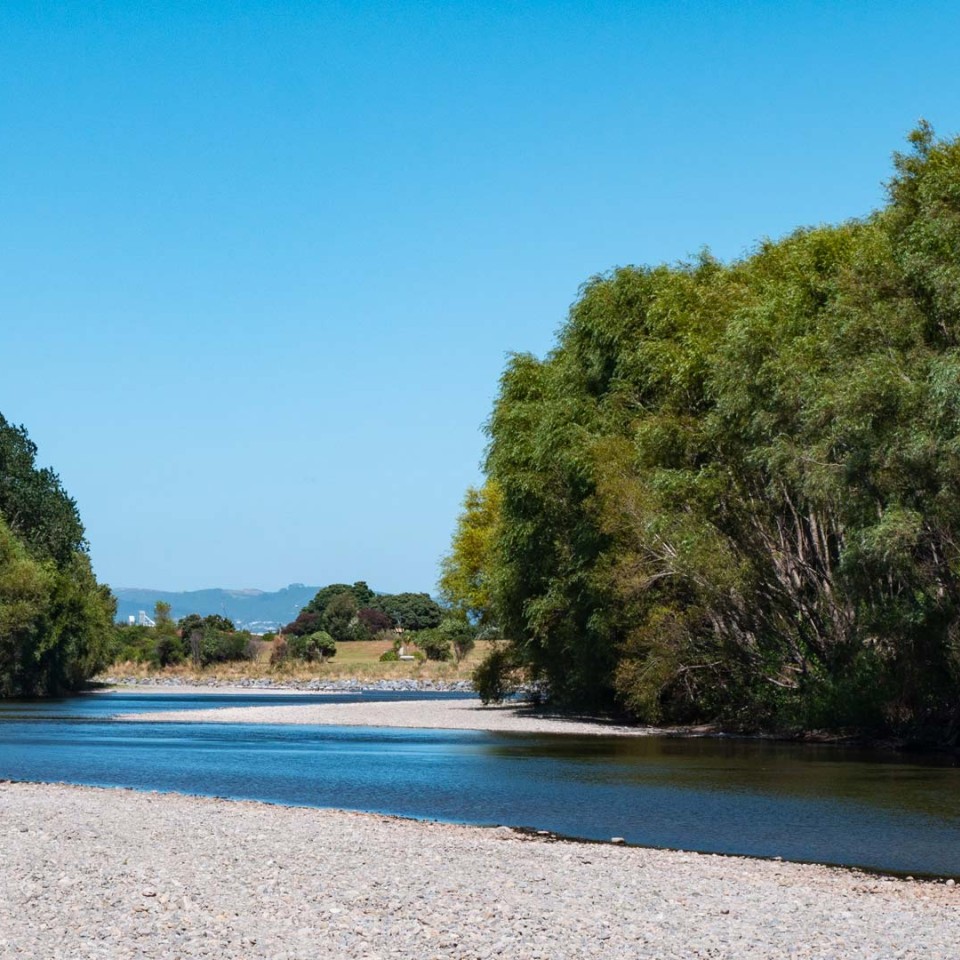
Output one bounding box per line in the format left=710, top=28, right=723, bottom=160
left=447, top=126, right=960, bottom=741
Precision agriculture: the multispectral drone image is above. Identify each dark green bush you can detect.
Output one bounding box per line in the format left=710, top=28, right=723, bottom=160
left=197, top=629, right=251, bottom=666
left=472, top=644, right=520, bottom=704
left=288, top=630, right=337, bottom=662
left=414, top=629, right=452, bottom=661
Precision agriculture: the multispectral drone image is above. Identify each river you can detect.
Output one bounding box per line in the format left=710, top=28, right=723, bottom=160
left=1, top=690, right=958, bottom=875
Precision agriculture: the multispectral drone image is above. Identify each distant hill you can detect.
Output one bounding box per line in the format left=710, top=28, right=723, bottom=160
left=113, top=584, right=319, bottom=633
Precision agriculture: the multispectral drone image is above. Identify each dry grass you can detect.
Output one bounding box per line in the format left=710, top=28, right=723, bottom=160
left=102, top=640, right=493, bottom=684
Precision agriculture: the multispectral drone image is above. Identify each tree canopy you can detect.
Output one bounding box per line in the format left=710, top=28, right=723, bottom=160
left=370, top=592, right=444, bottom=632
left=291, top=583, right=445, bottom=638
left=303, top=582, right=375, bottom=617
left=463, top=127, right=960, bottom=740
left=0, top=416, right=114, bottom=696
left=439, top=481, right=501, bottom=626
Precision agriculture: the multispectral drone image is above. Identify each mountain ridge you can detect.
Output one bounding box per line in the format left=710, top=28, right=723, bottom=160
left=113, top=584, right=319, bottom=632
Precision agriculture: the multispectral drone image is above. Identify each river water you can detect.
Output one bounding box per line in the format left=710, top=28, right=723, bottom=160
left=1, top=690, right=958, bottom=876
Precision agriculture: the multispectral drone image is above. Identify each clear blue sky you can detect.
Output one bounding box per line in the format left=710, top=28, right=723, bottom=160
left=3, top=1, right=959, bottom=594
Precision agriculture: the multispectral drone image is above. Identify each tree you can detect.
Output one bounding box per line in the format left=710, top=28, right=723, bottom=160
left=0, top=417, right=114, bottom=696
left=439, top=481, right=501, bottom=625
left=357, top=606, right=392, bottom=636
left=0, top=515, right=54, bottom=696
left=304, top=582, right=374, bottom=618
left=321, top=591, right=358, bottom=641
left=371, top=592, right=443, bottom=631
left=0, top=414, right=85, bottom=564
left=473, top=128, right=960, bottom=740
left=282, top=610, right=322, bottom=637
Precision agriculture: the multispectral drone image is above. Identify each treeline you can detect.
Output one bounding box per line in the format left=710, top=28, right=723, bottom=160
left=447, top=126, right=960, bottom=741
left=112, top=607, right=261, bottom=668
left=111, top=581, right=479, bottom=669
left=0, top=415, right=115, bottom=696
left=282, top=582, right=445, bottom=640
left=280, top=581, right=477, bottom=663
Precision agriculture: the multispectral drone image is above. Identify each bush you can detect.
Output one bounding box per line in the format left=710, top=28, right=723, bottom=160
left=379, top=650, right=399, bottom=662
left=437, top=617, right=478, bottom=664
left=270, top=638, right=288, bottom=664
left=153, top=631, right=187, bottom=667
left=472, top=644, right=519, bottom=704
left=197, top=629, right=251, bottom=666
left=414, top=629, right=453, bottom=662
left=110, top=624, right=153, bottom=664
left=288, top=630, right=337, bottom=662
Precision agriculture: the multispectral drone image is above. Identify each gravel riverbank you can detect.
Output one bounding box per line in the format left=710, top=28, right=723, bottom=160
left=116, top=695, right=656, bottom=736
left=1, top=782, right=955, bottom=959
left=97, top=675, right=475, bottom=693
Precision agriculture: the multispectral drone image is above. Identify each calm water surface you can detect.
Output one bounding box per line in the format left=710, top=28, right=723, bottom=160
left=1, top=690, right=958, bottom=876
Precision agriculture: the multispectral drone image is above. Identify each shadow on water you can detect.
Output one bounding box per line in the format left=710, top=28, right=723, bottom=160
left=2, top=691, right=959, bottom=876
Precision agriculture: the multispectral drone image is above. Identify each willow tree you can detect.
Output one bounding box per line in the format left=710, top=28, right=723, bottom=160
left=473, top=127, right=960, bottom=738
left=439, top=480, right=502, bottom=626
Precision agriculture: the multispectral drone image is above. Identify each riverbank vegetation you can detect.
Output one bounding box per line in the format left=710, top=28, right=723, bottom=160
left=0, top=415, right=115, bottom=696
left=106, top=580, right=478, bottom=676
left=449, top=126, right=960, bottom=744
left=102, top=638, right=492, bottom=684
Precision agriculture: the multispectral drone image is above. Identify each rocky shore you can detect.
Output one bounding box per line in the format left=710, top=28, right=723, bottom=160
left=1, top=782, right=955, bottom=959
left=96, top=675, right=474, bottom=693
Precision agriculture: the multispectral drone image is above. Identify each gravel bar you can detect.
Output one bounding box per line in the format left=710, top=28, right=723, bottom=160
left=117, top=696, right=657, bottom=735
left=98, top=676, right=475, bottom=692
left=1, top=782, right=955, bottom=959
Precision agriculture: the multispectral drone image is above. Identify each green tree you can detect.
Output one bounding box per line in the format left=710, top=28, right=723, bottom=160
left=321, top=591, right=358, bottom=641
left=0, top=414, right=86, bottom=564
left=0, top=417, right=115, bottom=696
left=304, top=582, right=374, bottom=618
left=473, top=128, right=960, bottom=740
left=371, top=592, right=443, bottom=631
left=288, top=630, right=337, bottom=662
left=439, top=481, right=501, bottom=625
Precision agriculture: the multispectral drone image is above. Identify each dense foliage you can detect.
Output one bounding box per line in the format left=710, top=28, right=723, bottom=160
left=287, top=583, right=445, bottom=640
left=112, top=608, right=256, bottom=668
left=0, top=415, right=115, bottom=696
left=439, top=482, right=501, bottom=626
left=460, top=127, right=960, bottom=740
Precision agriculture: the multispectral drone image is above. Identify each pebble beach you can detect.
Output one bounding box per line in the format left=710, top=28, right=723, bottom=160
left=1, top=781, right=956, bottom=960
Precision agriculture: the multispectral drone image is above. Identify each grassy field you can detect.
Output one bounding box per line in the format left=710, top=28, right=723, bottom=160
left=103, top=639, right=493, bottom=683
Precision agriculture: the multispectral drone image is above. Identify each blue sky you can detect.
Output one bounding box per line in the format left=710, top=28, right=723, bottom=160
left=3, top=1, right=959, bottom=593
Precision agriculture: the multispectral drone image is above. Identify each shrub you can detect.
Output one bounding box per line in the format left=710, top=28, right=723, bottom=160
left=270, top=638, right=288, bottom=664
left=437, top=617, right=478, bottom=664
left=472, top=643, right=519, bottom=704
left=197, top=629, right=251, bottom=666
left=288, top=630, right=337, bottom=662
left=379, top=650, right=399, bottom=662
left=153, top=632, right=187, bottom=667
left=414, top=629, right=453, bottom=662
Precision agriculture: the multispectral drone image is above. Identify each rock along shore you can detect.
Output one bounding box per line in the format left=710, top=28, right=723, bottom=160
left=96, top=675, right=475, bottom=693
left=1, top=782, right=955, bottom=959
